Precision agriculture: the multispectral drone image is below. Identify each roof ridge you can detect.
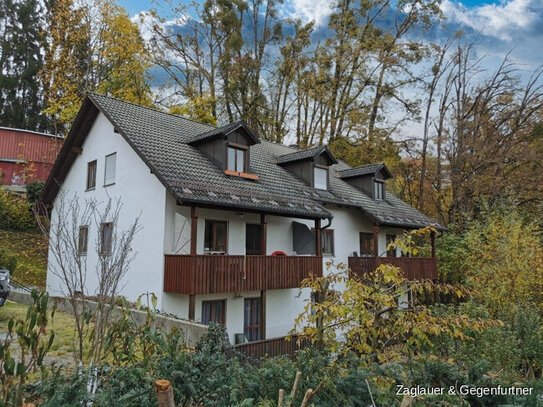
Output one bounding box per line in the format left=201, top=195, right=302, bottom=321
left=88, top=92, right=216, bottom=130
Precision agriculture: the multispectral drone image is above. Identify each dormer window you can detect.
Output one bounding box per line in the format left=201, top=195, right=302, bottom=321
left=314, top=166, right=328, bottom=190
left=227, top=144, right=246, bottom=172
left=374, top=180, right=384, bottom=200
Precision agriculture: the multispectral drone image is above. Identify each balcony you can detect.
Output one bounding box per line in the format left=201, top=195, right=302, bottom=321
left=164, top=255, right=323, bottom=295
left=348, top=257, right=438, bottom=280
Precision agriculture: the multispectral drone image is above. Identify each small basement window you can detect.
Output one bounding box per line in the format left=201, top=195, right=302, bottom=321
left=227, top=145, right=246, bottom=173
left=100, top=222, right=113, bottom=255
left=374, top=180, right=384, bottom=200
left=78, top=226, right=89, bottom=256
left=314, top=166, right=328, bottom=190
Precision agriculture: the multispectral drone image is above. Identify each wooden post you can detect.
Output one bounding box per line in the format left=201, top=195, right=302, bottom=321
left=189, top=206, right=198, bottom=320
left=155, top=380, right=175, bottom=407
left=190, top=206, right=198, bottom=255
left=315, top=219, right=322, bottom=257
left=260, top=213, right=267, bottom=255
left=261, top=289, right=266, bottom=340
left=188, top=294, right=196, bottom=321
left=430, top=231, right=436, bottom=258
left=372, top=224, right=379, bottom=258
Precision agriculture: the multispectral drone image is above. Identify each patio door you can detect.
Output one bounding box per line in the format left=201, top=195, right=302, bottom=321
left=246, top=224, right=262, bottom=255
left=244, top=297, right=262, bottom=342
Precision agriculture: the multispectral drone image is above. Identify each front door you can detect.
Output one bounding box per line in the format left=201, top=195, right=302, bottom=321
left=245, top=224, right=262, bottom=255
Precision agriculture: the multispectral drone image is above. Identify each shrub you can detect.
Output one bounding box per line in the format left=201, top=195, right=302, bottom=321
left=0, top=189, right=35, bottom=230
left=26, top=181, right=44, bottom=204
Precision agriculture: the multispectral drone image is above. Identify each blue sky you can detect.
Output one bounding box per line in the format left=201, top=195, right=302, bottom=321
left=124, top=0, right=543, bottom=68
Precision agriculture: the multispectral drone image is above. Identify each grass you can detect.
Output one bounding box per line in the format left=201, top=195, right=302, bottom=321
left=0, top=300, right=78, bottom=363
left=0, top=229, right=48, bottom=288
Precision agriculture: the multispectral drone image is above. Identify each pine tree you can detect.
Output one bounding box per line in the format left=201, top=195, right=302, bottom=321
left=0, top=0, right=50, bottom=131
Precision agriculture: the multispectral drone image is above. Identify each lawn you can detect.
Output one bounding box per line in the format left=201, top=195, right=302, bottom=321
left=0, top=229, right=48, bottom=288
left=0, top=300, right=77, bottom=364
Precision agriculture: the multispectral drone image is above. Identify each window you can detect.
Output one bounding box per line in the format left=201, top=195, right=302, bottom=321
left=87, top=160, right=97, bottom=190
left=245, top=223, right=262, bottom=255
left=104, top=153, right=116, bottom=185
left=314, top=166, right=328, bottom=190
left=100, top=222, right=113, bottom=255
left=359, top=232, right=374, bottom=256
left=386, top=234, right=397, bottom=257
left=374, top=180, right=384, bottom=200
left=202, top=300, right=225, bottom=325
left=204, top=220, right=227, bottom=253
left=78, top=226, right=89, bottom=256
left=322, top=229, right=334, bottom=255
left=244, top=298, right=262, bottom=342
left=227, top=145, right=246, bottom=172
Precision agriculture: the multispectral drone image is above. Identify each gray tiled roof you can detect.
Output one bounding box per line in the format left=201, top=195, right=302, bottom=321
left=276, top=145, right=338, bottom=165
left=338, top=163, right=391, bottom=179
left=88, top=93, right=444, bottom=229
left=187, top=120, right=259, bottom=145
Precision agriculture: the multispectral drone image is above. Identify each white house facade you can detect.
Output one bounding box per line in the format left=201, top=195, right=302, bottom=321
left=43, top=93, right=444, bottom=351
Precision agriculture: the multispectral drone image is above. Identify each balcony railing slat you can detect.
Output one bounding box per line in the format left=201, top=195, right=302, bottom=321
left=164, top=255, right=323, bottom=295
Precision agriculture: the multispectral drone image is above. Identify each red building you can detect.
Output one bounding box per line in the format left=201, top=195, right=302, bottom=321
left=0, top=126, right=63, bottom=187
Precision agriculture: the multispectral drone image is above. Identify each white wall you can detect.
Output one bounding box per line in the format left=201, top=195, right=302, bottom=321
left=46, top=112, right=168, bottom=305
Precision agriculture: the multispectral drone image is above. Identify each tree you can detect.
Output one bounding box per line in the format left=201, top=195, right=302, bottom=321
left=461, top=204, right=543, bottom=319
left=0, top=0, right=50, bottom=131
left=293, top=228, right=495, bottom=363
left=47, top=193, right=140, bottom=363
left=42, top=0, right=153, bottom=134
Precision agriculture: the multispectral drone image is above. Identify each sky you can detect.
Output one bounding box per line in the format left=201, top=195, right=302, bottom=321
left=120, top=0, right=543, bottom=69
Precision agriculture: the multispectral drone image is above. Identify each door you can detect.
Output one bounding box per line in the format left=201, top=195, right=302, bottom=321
left=244, top=297, right=262, bottom=342
left=245, top=224, right=262, bottom=255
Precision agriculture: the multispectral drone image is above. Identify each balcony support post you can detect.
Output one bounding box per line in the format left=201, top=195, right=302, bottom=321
left=261, top=290, right=266, bottom=340
left=430, top=231, right=436, bottom=258
left=372, top=224, right=379, bottom=258
left=315, top=219, right=322, bottom=257
left=260, top=214, right=267, bottom=255
left=189, top=206, right=198, bottom=320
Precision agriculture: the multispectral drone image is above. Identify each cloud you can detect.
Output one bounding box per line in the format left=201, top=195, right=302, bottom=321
left=285, top=0, right=334, bottom=26
left=441, top=0, right=543, bottom=42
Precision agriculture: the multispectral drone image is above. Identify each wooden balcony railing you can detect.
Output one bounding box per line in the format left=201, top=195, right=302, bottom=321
left=164, top=255, right=322, bottom=295
left=234, top=335, right=306, bottom=359
left=348, top=257, right=438, bottom=280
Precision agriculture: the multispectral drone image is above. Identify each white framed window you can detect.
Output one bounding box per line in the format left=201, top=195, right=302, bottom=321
left=227, top=146, right=246, bottom=172
left=78, top=226, right=89, bottom=256
left=87, top=160, right=97, bottom=190
left=104, top=153, right=116, bottom=186
left=374, top=180, right=384, bottom=200
left=314, top=166, right=328, bottom=190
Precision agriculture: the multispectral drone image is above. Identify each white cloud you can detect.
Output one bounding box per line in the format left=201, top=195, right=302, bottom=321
left=441, top=0, right=543, bottom=41
left=286, top=0, right=334, bottom=26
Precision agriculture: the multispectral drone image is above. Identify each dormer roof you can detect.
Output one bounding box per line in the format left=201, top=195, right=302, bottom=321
left=187, top=120, right=260, bottom=146
left=276, top=146, right=338, bottom=166
left=337, top=162, right=392, bottom=180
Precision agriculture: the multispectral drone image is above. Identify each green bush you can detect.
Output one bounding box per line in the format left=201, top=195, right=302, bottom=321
left=26, top=181, right=44, bottom=204
left=0, top=189, right=35, bottom=230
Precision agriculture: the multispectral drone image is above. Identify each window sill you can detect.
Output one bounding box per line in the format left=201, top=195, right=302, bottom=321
left=85, top=187, right=95, bottom=192
left=103, top=182, right=115, bottom=187
left=224, top=169, right=259, bottom=180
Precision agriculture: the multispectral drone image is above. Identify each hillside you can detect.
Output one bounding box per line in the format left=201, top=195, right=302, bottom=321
left=0, top=229, right=48, bottom=287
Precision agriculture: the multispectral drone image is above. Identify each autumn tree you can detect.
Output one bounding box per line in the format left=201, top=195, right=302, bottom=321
left=42, top=0, right=153, bottom=134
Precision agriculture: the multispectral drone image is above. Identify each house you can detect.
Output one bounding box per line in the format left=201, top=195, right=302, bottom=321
left=0, top=126, right=63, bottom=191
left=42, top=93, right=444, bottom=351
